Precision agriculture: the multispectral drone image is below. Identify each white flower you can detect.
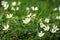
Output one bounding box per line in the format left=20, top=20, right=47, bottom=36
left=59, top=6, right=60, bottom=11
left=1, top=1, right=9, bottom=10
left=1, top=1, right=7, bottom=6
left=23, top=17, right=31, bottom=24
left=17, top=1, right=21, bottom=5
left=40, top=22, right=45, bottom=28
left=4, top=4, right=9, bottom=10
left=43, top=25, right=50, bottom=31
left=50, top=29, right=57, bottom=33
left=12, top=1, right=16, bottom=6
left=53, top=8, right=57, bottom=11
left=44, top=18, right=50, bottom=23
left=27, top=13, right=32, bottom=17
left=56, top=16, right=60, bottom=19
left=11, top=7, right=15, bottom=11
left=1, top=1, right=6, bottom=5
left=53, top=6, right=60, bottom=11
left=31, top=6, right=38, bottom=11
left=39, top=18, right=42, bottom=22
left=26, top=7, right=30, bottom=11
left=27, top=13, right=36, bottom=18
left=50, top=25, right=59, bottom=33
left=34, top=7, right=38, bottom=11
left=6, top=14, right=13, bottom=18
left=3, top=24, right=9, bottom=30
left=38, top=31, right=45, bottom=37
left=16, top=7, right=19, bottom=11
left=32, top=14, right=36, bottom=17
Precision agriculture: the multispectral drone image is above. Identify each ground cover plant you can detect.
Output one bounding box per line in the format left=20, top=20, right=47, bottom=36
left=0, top=0, right=60, bottom=40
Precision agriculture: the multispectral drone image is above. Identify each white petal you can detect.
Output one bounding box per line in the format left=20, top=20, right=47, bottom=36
left=16, top=7, right=19, bottom=11
left=4, top=4, right=9, bottom=10
left=23, top=17, right=31, bottom=24
left=59, top=6, right=60, bottom=11
left=53, top=8, right=57, bottom=11
left=43, top=25, right=50, bottom=31
left=26, top=7, right=29, bottom=11
left=38, top=31, right=45, bottom=37
left=6, top=14, right=13, bottom=18
left=35, top=7, right=38, bottom=11
left=50, top=29, right=57, bottom=33
left=56, top=16, right=60, bottom=19
left=31, top=6, right=35, bottom=11
left=32, top=14, right=36, bottom=17
left=17, top=1, right=21, bottom=5
left=40, top=22, right=45, bottom=28
left=44, top=18, right=50, bottom=23
left=27, top=13, right=32, bottom=17
left=11, top=7, right=15, bottom=11
left=3, top=24, right=9, bottom=30
left=12, top=1, right=16, bottom=6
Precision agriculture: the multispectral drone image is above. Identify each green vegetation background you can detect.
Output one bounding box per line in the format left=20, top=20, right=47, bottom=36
left=0, top=0, right=60, bottom=40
